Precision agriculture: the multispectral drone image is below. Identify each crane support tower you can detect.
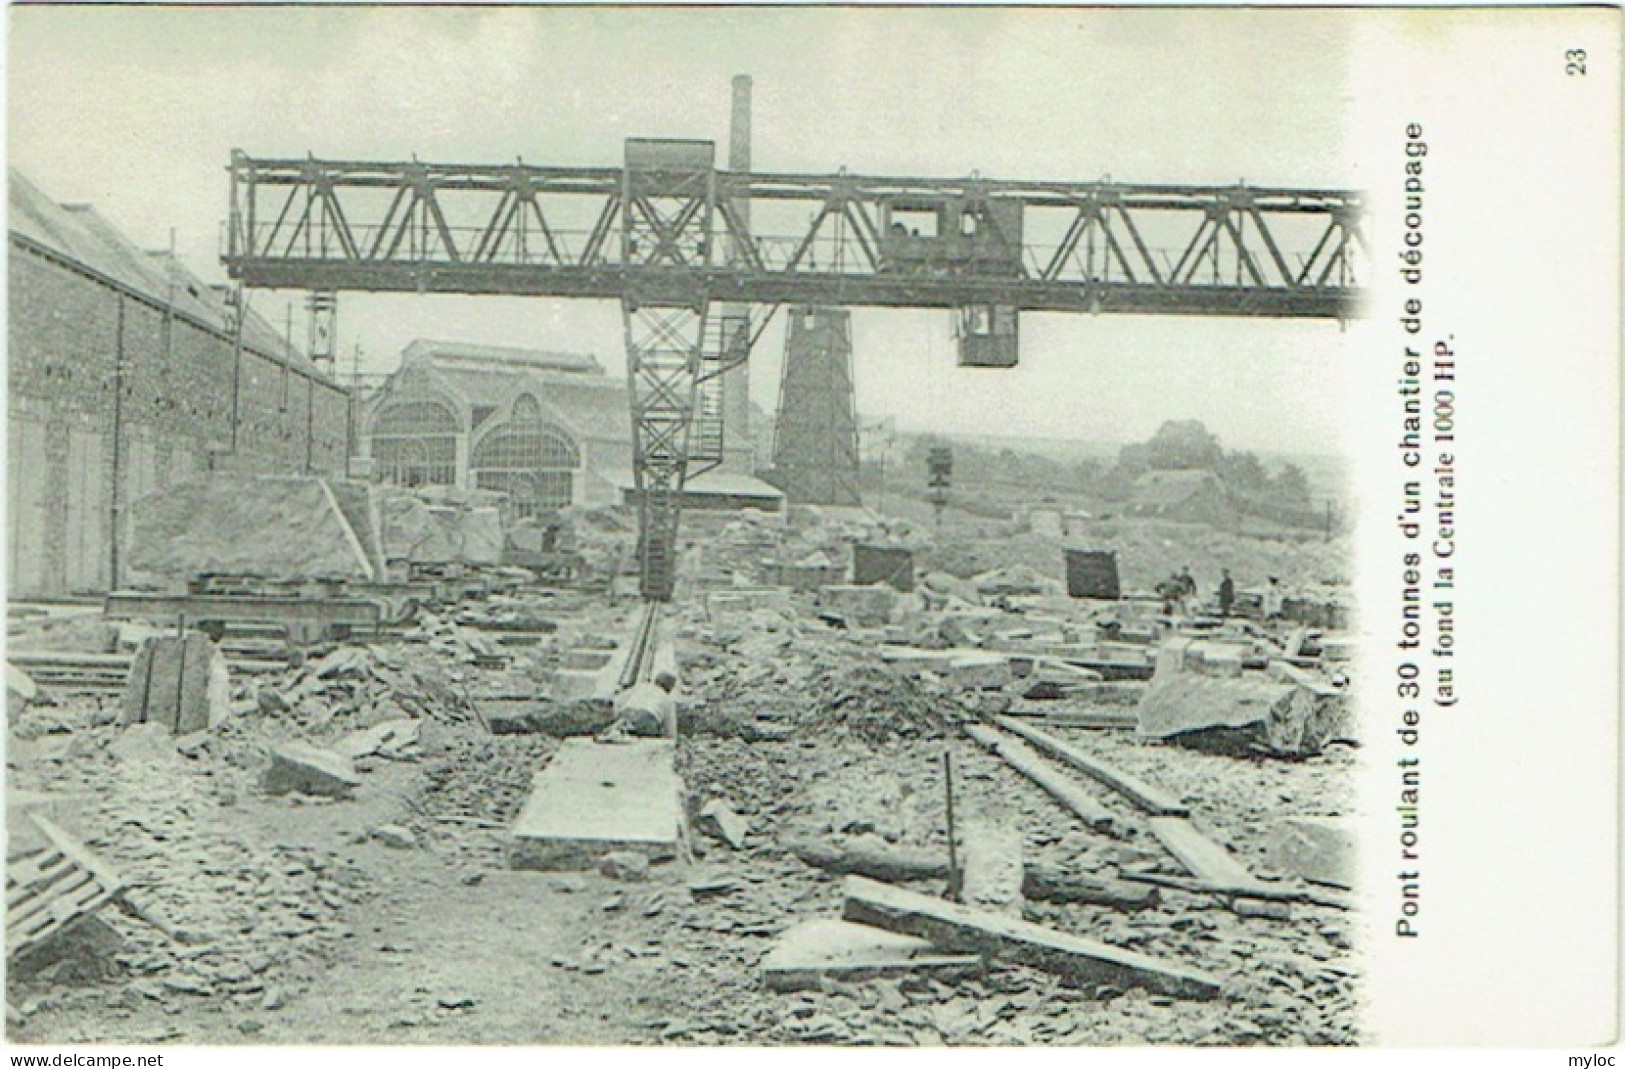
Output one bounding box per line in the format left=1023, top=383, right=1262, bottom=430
left=222, top=122, right=1364, bottom=599
left=771, top=307, right=862, bottom=508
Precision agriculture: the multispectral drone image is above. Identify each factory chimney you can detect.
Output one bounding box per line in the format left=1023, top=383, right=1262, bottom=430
left=721, top=74, right=753, bottom=458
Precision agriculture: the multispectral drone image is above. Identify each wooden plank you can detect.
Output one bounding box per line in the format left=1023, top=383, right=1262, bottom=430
left=1120, top=869, right=1351, bottom=911
left=6, top=858, right=74, bottom=909
left=961, top=723, right=1116, bottom=832
left=1003, top=708, right=1140, bottom=730
left=11, top=888, right=116, bottom=959
left=786, top=834, right=947, bottom=882
left=996, top=717, right=1188, bottom=816
left=1148, top=816, right=1261, bottom=892
left=33, top=817, right=124, bottom=894
left=841, top=875, right=1221, bottom=1000
left=1021, top=864, right=1161, bottom=911
left=7, top=816, right=125, bottom=959
left=5, top=851, right=68, bottom=897
left=9, top=872, right=95, bottom=930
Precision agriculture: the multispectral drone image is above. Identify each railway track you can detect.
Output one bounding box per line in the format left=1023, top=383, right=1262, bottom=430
left=616, top=600, right=663, bottom=691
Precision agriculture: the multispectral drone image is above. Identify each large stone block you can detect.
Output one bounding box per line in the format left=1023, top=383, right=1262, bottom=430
left=121, top=633, right=230, bottom=735
left=262, top=742, right=361, bottom=798
left=1264, top=816, right=1354, bottom=889
left=820, top=584, right=899, bottom=627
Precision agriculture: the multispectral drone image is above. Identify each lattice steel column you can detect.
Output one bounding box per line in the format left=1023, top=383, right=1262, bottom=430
left=623, top=300, right=707, bottom=600
left=619, top=138, right=719, bottom=599
left=771, top=307, right=861, bottom=506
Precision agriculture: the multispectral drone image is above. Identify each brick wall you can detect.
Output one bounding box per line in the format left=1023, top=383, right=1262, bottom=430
left=7, top=240, right=353, bottom=595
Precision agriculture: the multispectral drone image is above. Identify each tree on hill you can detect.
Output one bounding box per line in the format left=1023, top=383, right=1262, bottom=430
left=1217, top=449, right=1271, bottom=496
left=1271, top=462, right=1312, bottom=502
left=1139, top=419, right=1225, bottom=472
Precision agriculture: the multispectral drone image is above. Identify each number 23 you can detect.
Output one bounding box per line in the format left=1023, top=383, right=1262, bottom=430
left=1566, top=48, right=1587, bottom=76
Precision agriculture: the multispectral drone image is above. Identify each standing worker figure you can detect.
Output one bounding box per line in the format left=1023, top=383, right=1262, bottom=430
left=1176, top=566, right=1198, bottom=615
left=1218, top=568, right=1235, bottom=618
left=1156, top=573, right=1181, bottom=616
left=1264, top=575, right=1285, bottom=621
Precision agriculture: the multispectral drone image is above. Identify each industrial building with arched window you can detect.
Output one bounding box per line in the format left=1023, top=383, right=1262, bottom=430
left=358, top=340, right=631, bottom=511
left=359, top=339, right=783, bottom=515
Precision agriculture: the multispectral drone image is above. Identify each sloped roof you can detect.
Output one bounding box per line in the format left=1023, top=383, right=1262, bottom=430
left=9, top=168, right=317, bottom=375
left=454, top=367, right=629, bottom=443
left=540, top=375, right=632, bottom=441
left=603, top=469, right=785, bottom=500
left=381, top=361, right=631, bottom=444
left=404, top=338, right=602, bottom=375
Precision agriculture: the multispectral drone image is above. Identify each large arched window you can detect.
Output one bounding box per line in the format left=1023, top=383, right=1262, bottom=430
left=471, top=399, right=579, bottom=516
left=371, top=397, right=458, bottom=487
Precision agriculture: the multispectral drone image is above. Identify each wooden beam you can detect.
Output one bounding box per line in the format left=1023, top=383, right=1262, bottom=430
left=1002, top=708, right=1139, bottom=730
left=1121, top=869, right=1352, bottom=911
left=996, top=716, right=1187, bottom=816
left=1022, top=864, right=1160, bottom=911
left=841, top=875, right=1221, bottom=1000
left=961, top=723, right=1116, bottom=832
left=786, top=834, right=948, bottom=882
left=1147, top=816, right=1261, bottom=891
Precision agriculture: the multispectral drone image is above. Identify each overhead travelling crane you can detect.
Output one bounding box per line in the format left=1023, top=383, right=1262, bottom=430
left=222, top=139, right=1366, bottom=599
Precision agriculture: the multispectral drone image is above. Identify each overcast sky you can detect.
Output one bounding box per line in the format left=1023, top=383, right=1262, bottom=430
left=8, top=6, right=1363, bottom=455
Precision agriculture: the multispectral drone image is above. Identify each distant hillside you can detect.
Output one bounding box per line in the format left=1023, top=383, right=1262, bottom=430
left=891, top=431, right=1119, bottom=465
left=887, top=429, right=1347, bottom=497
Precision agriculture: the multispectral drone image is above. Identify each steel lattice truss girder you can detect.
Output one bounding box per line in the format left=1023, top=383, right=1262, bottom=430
left=225, top=153, right=1366, bottom=318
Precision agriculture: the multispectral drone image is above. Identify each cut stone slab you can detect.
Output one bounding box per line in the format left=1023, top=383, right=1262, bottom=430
left=508, top=739, right=683, bottom=870
left=122, top=474, right=377, bottom=586
left=695, top=800, right=750, bottom=850
left=371, top=824, right=417, bottom=849
left=478, top=698, right=615, bottom=738
left=262, top=742, right=360, bottom=798
left=1136, top=668, right=1349, bottom=757
left=457, top=507, right=505, bottom=565
left=820, top=585, right=899, bottom=627
left=956, top=816, right=1024, bottom=915
left=612, top=683, right=677, bottom=739
left=7, top=664, right=38, bottom=712
left=761, top=919, right=981, bottom=993
left=842, top=875, right=1221, bottom=999
left=705, top=589, right=791, bottom=622
left=945, top=653, right=1013, bottom=692
left=374, top=486, right=457, bottom=565
left=333, top=718, right=421, bottom=759
left=121, top=633, right=231, bottom=736
left=548, top=668, right=606, bottom=703
left=598, top=851, right=651, bottom=882
left=1264, top=816, right=1354, bottom=890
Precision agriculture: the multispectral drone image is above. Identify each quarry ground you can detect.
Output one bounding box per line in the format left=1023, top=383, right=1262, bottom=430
left=6, top=517, right=1359, bottom=1047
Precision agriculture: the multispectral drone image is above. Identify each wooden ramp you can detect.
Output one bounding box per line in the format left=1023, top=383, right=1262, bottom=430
left=7, top=816, right=124, bottom=961
left=508, top=739, right=684, bottom=870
